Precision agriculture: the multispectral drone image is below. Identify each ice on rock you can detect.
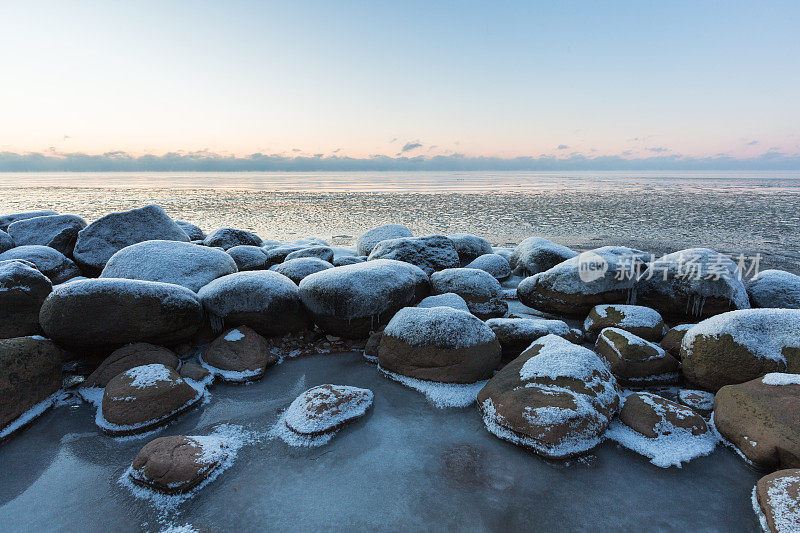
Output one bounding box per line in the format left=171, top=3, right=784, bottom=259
left=283, top=384, right=373, bottom=435
left=762, top=373, right=800, bottom=386
left=417, top=292, right=470, bottom=312
left=383, top=306, right=496, bottom=350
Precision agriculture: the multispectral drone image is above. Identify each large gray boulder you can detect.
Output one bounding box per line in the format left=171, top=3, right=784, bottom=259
left=748, top=269, right=800, bottom=309
left=226, top=245, right=269, bottom=271
left=100, top=240, right=237, bottom=292
left=0, top=245, right=80, bottom=284
left=429, top=267, right=507, bottom=319
left=198, top=271, right=309, bottom=337
left=299, top=259, right=429, bottom=338
left=637, top=248, right=750, bottom=321
left=509, top=237, right=577, bottom=276
left=73, top=205, right=189, bottom=273
left=270, top=257, right=333, bottom=284
left=367, top=235, right=459, bottom=275
left=203, top=227, right=261, bottom=250
left=175, top=221, right=205, bottom=241
left=6, top=214, right=87, bottom=256
left=0, top=230, right=14, bottom=253
left=448, top=233, right=493, bottom=265
left=40, top=279, right=202, bottom=355
left=0, top=210, right=58, bottom=231
left=465, top=254, right=511, bottom=280
left=356, top=224, right=413, bottom=256
left=0, top=261, right=52, bottom=339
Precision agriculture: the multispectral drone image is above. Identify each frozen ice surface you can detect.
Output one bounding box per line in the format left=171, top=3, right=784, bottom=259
left=0, top=352, right=765, bottom=531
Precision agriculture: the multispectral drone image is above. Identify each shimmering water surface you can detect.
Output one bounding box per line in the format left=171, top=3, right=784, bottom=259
left=3, top=171, right=800, bottom=272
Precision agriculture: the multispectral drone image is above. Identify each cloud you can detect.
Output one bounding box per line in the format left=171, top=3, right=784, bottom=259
left=401, top=141, right=423, bottom=153
left=646, top=147, right=669, bottom=153
left=747, top=140, right=759, bottom=146
left=556, top=144, right=569, bottom=150
left=1, top=150, right=799, bottom=171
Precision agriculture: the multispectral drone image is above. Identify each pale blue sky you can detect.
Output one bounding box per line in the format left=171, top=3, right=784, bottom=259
left=0, top=1, right=798, bottom=169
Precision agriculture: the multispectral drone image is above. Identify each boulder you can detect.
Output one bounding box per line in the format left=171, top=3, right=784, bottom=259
left=660, top=324, right=693, bottom=359
left=715, top=374, right=800, bottom=470
left=264, top=245, right=308, bottom=266
left=201, top=326, right=278, bottom=382
left=594, top=327, right=680, bottom=385
left=40, top=279, right=203, bottom=354
left=509, top=237, right=577, bottom=276
left=198, top=271, right=309, bottom=337
left=130, top=435, right=230, bottom=493
left=270, top=257, right=334, bottom=284
left=417, top=292, right=470, bottom=312
left=285, top=246, right=334, bottom=263
left=517, top=246, right=648, bottom=316
left=748, top=269, right=800, bottom=309
left=0, top=245, right=80, bottom=284
left=637, top=248, right=750, bottom=321
left=0, top=337, right=65, bottom=431
left=203, top=227, right=261, bottom=250
left=72, top=205, right=189, bottom=273
left=299, top=259, right=429, bottom=338
left=465, top=254, right=511, bottom=280
left=175, top=221, right=205, bottom=241
left=333, top=256, right=365, bottom=267
left=619, top=392, right=708, bottom=439
left=583, top=304, right=667, bottom=342
left=179, top=362, right=210, bottom=382
left=0, top=230, right=13, bottom=253
left=429, top=267, right=507, bottom=319
left=0, top=210, right=58, bottom=231
left=0, top=261, right=51, bottom=339
left=485, top=317, right=572, bottom=364
left=83, top=343, right=180, bottom=388
left=226, top=245, right=269, bottom=271
left=284, top=384, right=374, bottom=436
left=356, top=224, right=413, bottom=256
left=477, top=334, right=620, bottom=458
left=100, top=364, right=201, bottom=435
left=100, top=240, right=238, bottom=292
left=363, top=331, right=382, bottom=363
left=378, top=306, right=500, bottom=383
left=448, top=233, right=493, bottom=265
left=681, top=309, right=800, bottom=391
left=6, top=214, right=87, bottom=256
left=367, top=235, right=459, bottom=275
left=677, top=389, right=715, bottom=417
left=754, top=469, right=800, bottom=533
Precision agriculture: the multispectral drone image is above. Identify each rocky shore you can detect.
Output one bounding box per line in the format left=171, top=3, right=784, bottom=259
left=2, top=204, right=800, bottom=531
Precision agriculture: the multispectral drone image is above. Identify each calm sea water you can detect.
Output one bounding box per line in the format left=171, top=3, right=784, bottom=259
left=3, top=171, right=800, bottom=272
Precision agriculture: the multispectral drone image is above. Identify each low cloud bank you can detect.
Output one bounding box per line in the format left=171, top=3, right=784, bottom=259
left=1, top=150, right=799, bottom=171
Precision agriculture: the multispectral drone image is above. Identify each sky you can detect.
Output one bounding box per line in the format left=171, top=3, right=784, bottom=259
left=0, top=0, right=799, bottom=170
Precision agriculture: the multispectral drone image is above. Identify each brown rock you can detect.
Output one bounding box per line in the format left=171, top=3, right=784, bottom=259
left=594, top=327, right=680, bottom=385
left=84, top=343, right=179, bottom=388
left=619, top=392, right=708, bottom=438
left=130, top=435, right=229, bottom=493
left=201, top=326, right=277, bottom=382
left=284, top=384, right=374, bottom=436
left=755, top=469, right=800, bottom=532
left=179, top=362, right=211, bottom=382
left=363, top=331, right=382, bottom=363
left=0, top=261, right=52, bottom=339
left=660, top=324, right=693, bottom=359
left=583, top=304, right=666, bottom=342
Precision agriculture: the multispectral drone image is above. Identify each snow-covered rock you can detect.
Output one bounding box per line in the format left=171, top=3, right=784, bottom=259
left=201, top=326, right=277, bottom=382
left=0, top=244, right=80, bottom=284
left=379, top=306, right=500, bottom=383
left=680, top=309, right=800, bottom=391
left=40, top=279, right=203, bottom=354
left=0, top=336, right=65, bottom=433
left=284, top=384, right=373, bottom=436
left=607, top=391, right=716, bottom=468
left=465, top=253, right=511, bottom=280
left=99, top=364, right=202, bottom=435
left=203, top=227, right=261, bottom=250
left=0, top=261, right=51, bottom=339
left=754, top=469, right=800, bottom=533
left=509, top=237, right=577, bottom=276
left=583, top=304, right=667, bottom=342
left=367, top=235, right=460, bottom=275
left=84, top=343, right=180, bottom=388
left=485, top=317, right=572, bottom=364
left=417, top=292, right=470, bottom=312
left=430, top=267, right=507, bottom=319
left=0, top=230, right=13, bottom=253
left=637, top=248, right=750, bottom=321
left=298, top=259, right=429, bottom=338
left=129, top=434, right=231, bottom=493
left=270, top=257, right=334, bottom=284
left=748, top=269, right=800, bottom=309
left=198, top=271, right=309, bottom=337
left=333, top=255, right=365, bottom=267
left=100, top=240, right=238, bottom=292
left=660, top=324, right=694, bottom=359
left=175, top=220, right=205, bottom=241
left=448, top=233, right=493, bottom=265
left=356, top=224, right=413, bottom=256
left=677, top=389, right=715, bottom=416
left=73, top=204, right=190, bottom=273
left=715, top=375, right=800, bottom=470
left=517, top=246, right=648, bottom=316
left=285, top=245, right=334, bottom=263
left=594, top=327, right=679, bottom=386
left=477, top=334, right=620, bottom=458
left=226, top=245, right=269, bottom=271
left=0, top=210, right=58, bottom=231
left=6, top=214, right=87, bottom=256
